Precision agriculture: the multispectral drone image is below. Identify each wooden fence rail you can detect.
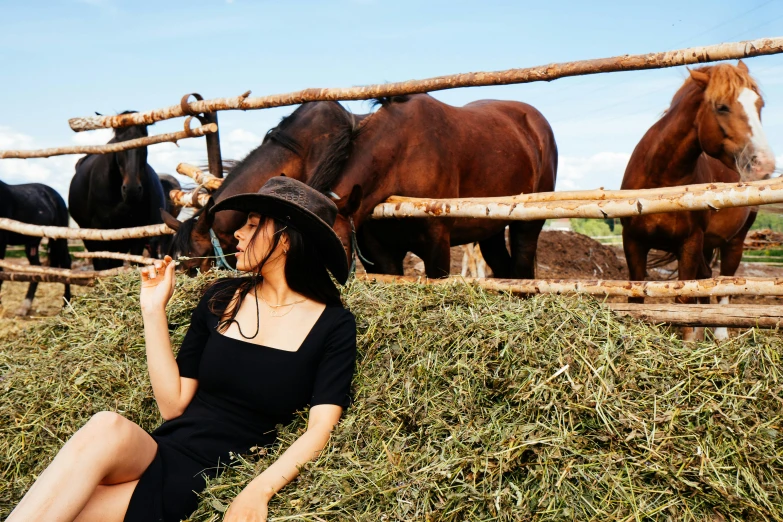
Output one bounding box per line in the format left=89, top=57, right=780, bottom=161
left=0, top=259, right=133, bottom=279
left=0, top=272, right=95, bottom=286
left=73, top=251, right=157, bottom=265
left=0, top=218, right=173, bottom=240
left=68, top=36, right=783, bottom=131
left=371, top=180, right=783, bottom=220
left=0, top=123, right=218, bottom=159
left=357, top=274, right=783, bottom=298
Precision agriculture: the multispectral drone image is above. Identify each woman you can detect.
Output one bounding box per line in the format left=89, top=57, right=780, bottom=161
left=8, top=177, right=357, bottom=522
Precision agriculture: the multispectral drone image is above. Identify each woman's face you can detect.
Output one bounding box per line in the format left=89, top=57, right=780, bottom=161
left=233, top=213, right=287, bottom=273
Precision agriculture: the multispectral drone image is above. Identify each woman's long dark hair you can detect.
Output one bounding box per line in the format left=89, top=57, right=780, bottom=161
left=206, top=215, right=342, bottom=336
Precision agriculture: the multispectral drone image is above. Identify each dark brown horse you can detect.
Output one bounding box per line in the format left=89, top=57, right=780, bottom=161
left=315, top=94, right=558, bottom=278
left=163, top=101, right=364, bottom=275
left=68, top=112, right=166, bottom=270
left=621, top=61, right=775, bottom=341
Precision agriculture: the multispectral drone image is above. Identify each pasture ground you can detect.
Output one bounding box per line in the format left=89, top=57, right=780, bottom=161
left=1, top=272, right=782, bottom=520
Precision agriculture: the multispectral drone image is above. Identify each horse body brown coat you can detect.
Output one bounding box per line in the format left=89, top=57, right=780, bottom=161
left=328, top=94, right=557, bottom=278
left=620, top=62, right=775, bottom=340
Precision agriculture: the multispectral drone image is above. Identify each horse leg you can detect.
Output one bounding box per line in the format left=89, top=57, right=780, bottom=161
left=49, top=238, right=72, bottom=306
left=419, top=223, right=452, bottom=278
left=509, top=220, right=544, bottom=279
left=711, top=219, right=754, bottom=341
left=678, top=231, right=707, bottom=342
left=18, top=241, right=42, bottom=316
left=357, top=230, right=405, bottom=275
left=479, top=229, right=512, bottom=278
left=623, top=237, right=649, bottom=304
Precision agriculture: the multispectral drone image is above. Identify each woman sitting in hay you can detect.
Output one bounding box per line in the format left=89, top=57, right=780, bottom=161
left=8, top=177, right=357, bottom=522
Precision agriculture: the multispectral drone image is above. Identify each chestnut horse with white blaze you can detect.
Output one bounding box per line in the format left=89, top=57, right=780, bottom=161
left=620, top=61, right=775, bottom=341
left=320, top=94, right=558, bottom=279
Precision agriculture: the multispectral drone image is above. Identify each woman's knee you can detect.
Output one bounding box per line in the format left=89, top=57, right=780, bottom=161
left=74, top=412, right=133, bottom=451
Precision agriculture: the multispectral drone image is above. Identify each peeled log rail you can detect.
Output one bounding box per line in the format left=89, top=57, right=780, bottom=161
left=68, top=36, right=783, bottom=131
left=0, top=259, right=134, bottom=278
left=372, top=181, right=783, bottom=221
left=427, top=178, right=783, bottom=204
left=0, top=218, right=173, bottom=240
left=73, top=251, right=157, bottom=265
left=357, top=274, right=783, bottom=298
left=607, top=303, right=783, bottom=328
left=0, top=272, right=95, bottom=286
left=0, top=124, right=218, bottom=159
left=176, top=163, right=223, bottom=190
left=169, top=189, right=211, bottom=208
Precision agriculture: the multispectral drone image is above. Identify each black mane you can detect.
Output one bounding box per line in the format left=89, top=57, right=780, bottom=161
left=307, top=110, right=360, bottom=194
left=112, top=111, right=148, bottom=142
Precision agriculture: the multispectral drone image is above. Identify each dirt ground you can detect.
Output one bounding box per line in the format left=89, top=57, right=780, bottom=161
left=3, top=231, right=781, bottom=337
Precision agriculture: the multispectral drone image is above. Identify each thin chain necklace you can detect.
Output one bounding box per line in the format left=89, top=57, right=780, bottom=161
left=259, top=293, right=307, bottom=317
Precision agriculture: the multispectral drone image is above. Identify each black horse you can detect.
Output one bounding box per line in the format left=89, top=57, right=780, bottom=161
left=68, top=112, right=166, bottom=270
left=0, top=181, right=72, bottom=315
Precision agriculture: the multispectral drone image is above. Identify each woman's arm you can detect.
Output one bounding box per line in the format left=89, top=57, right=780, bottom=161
left=224, top=404, right=343, bottom=522
left=140, top=257, right=199, bottom=420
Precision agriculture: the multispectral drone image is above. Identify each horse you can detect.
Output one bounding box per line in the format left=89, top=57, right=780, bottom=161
left=315, top=93, right=558, bottom=279
left=0, top=181, right=72, bottom=315
left=68, top=112, right=166, bottom=270
left=163, top=101, right=364, bottom=275
left=620, top=61, right=775, bottom=341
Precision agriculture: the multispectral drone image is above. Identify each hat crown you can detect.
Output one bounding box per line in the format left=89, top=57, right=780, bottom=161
left=258, top=177, right=337, bottom=226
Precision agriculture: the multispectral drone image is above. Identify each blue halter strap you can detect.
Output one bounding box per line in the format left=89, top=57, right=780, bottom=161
left=209, top=228, right=237, bottom=271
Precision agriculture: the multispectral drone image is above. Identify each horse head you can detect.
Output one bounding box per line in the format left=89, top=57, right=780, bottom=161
left=162, top=203, right=217, bottom=276
left=111, top=112, right=149, bottom=203
left=689, top=61, right=775, bottom=181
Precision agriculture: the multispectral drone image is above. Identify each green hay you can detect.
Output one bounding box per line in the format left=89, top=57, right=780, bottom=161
left=1, top=273, right=782, bottom=521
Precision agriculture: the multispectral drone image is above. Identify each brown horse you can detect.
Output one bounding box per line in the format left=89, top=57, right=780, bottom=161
left=162, top=101, right=364, bottom=275
left=314, top=94, right=558, bottom=279
left=620, top=61, right=775, bottom=341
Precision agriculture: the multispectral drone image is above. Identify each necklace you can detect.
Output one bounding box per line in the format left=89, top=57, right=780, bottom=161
left=259, top=293, right=307, bottom=317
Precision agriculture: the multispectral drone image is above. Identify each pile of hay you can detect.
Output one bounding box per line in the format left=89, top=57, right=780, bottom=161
left=2, top=273, right=782, bottom=521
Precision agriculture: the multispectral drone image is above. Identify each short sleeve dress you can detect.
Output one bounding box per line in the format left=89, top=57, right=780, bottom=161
left=124, top=279, right=357, bottom=522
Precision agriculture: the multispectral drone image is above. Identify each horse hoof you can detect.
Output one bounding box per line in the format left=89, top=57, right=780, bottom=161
left=16, top=298, right=32, bottom=317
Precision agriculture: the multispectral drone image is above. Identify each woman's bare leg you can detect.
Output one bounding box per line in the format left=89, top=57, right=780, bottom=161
left=73, top=482, right=139, bottom=522
left=7, top=411, right=157, bottom=522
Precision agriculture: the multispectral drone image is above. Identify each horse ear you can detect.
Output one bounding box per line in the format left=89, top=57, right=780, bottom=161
left=342, top=184, right=363, bottom=216
left=95, top=112, right=103, bottom=116
left=737, top=60, right=749, bottom=72
left=161, top=209, right=182, bottom=231
left=193, top=199, right=215, bottom=231
left=688, top=68, right=710, bottom=89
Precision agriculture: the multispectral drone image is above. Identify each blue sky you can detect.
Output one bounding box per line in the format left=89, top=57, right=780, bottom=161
left=1, top=0, right=781, bottom=199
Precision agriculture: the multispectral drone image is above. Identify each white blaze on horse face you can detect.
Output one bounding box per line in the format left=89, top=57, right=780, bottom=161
left=737, top=88, right=775, bottom=177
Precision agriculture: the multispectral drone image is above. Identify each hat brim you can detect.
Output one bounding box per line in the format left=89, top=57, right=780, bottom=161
left=211, top=194, right=350, bottom=284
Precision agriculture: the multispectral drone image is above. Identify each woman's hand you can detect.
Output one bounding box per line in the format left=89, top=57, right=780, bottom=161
left=223, top=487, right=269, bottom=522
left=139, top=255, right=176, bottom=314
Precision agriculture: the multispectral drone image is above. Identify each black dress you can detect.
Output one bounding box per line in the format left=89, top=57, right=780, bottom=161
left=124, top=280, right=357, bottom=522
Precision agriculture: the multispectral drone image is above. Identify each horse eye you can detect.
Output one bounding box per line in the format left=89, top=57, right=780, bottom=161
left=716, top=104, right=730, bottom=113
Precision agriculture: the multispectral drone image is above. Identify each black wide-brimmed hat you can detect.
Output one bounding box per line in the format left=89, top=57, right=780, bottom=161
left=210, top=176, right=349, bottom=284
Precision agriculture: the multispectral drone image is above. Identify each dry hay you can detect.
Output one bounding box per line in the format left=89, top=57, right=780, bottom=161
left=1, top=273, right=782, bottom=521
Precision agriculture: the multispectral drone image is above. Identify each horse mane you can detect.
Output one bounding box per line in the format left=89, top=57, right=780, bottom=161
left=371, top=95, right=412, bottom=108
left=110, top=111, right=148, bottom=142
left=307, top=115, right=361, bottom=194
left=670, top=64, right=760, bottom=107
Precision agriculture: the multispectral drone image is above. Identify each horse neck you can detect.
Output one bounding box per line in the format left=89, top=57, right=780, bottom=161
left=635, top=88, right=705, bottom=187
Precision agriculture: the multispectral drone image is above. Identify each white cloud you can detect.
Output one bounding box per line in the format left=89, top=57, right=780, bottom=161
left=70, top=128, right=114, bottom=146
left=556, top=152, right=631, bottom=191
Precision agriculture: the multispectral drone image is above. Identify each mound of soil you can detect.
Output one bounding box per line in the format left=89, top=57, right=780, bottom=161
left=536, top=230, right=627, bottom=279
left=379, top=230, right=627, bottom=280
